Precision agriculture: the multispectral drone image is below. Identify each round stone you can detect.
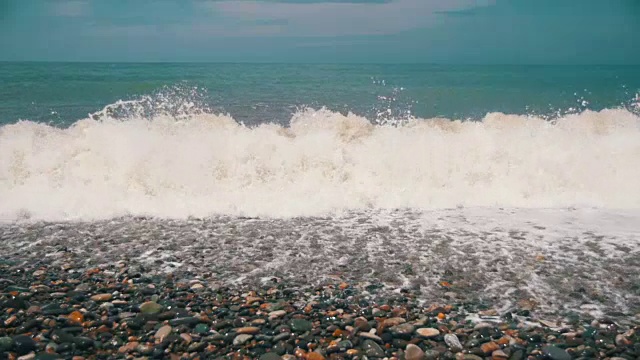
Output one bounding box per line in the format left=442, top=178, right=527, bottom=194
left=416, top=327, right=440, bottom=338
left=444, top=333, right=463, bottom=352
left=0, top=337, right=14, bottom=352
left=541, top=346, right=571, bottom=360
left=90, top=293, right=112, bottom=302
left=233, top=334, right=253, bottom=346
left=390, top=323, right=415, bottom=336
left=405, top=344, right=425, bottom=360
left=194, top=324, right=210, bottom=334
left=269, top=310, right=287, bottom=319
left=383, top=317, right=405, bottom=327
left=13, top=335, right=36, bottom=355
left=68, top=311, right=84, bottom=324
left=139, top=301, right=163, bottom=315
left=73, top=337, right=94, bottom=350
left=362, top=339, right=385, bottom=358
left=289, top=319, right=312, bottom=333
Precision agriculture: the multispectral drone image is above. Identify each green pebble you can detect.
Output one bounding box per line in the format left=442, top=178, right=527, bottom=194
left=289, top=319, right=312, bottom=333
left=542, top=345, right=571, bottom=360
left=194, top=323, right=210, bottom=334
left=583, top=326, right=597, bottom=338
left=0, top=337, right=14, bottom=352
left=139, top=301, right=163, bottom=314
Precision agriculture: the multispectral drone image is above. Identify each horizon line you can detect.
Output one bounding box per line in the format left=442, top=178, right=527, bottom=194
left=1, top=60, right=639, bottom=67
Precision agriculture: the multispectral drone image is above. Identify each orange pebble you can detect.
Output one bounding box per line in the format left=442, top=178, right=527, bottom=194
left=338, top=282, right=349, bottom=290
left=68, top=311, right=84, bottom=324
left=437, top=312, right=446, bottom=320
left=307, top=353, right=326, bottom=360
left=332, top=329, right=343, bottom=337
left=480, top=341, right=499, bottom=354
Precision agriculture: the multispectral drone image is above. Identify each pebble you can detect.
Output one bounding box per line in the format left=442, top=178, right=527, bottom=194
left=362, top=339, right=385, bottom=358
left=405, top=344, right=425, bottom=360
left=90, top=293, right=112, bottom=302
left=390, top=322, right=415, bottom=336
left=13, top=335, right=37, bottom=355
left=383, top=317, right=406, bottom=327
left=615, top=333, right=631, bottom=346
left=492, top=349, right=508, bottom=360
left=444, top=333, right=463, bottom=352
left=180, top=333, right=193, bottom=344
left=154, top=325, right=172, bottom=342
left=480, top=341, right=499, bottom=354
left=358, top=332, right=383, bottom=343
left=139, top=301, right=163, bottom=314
left=233, top=334, right=253, bottom=345
left=33, top=270, right=46, bottom=277
left=0, top=336, right=14, bottom=352
left=307, top=353, right=326, bottom=360
left=194, top=323, right=210, bottom=334
left=541, top=345, right=571, bottom=360
left=416, top=327, right=440, bottom=338
left=289, top=318, right=312, bottom=333
left=0, top=258, right=636, bottom=360
left=236, top=326, right=261, bottom=334
left=118, top=341, right=139, bottom=353
left=5, top=315, right=17, bottom=326
left=269, top=310, right=287, bottom=319
left=424, top=349, right=441, bottom=359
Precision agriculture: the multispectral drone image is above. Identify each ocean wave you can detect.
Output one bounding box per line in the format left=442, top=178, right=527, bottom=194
left=1, top=102, right=640, bottom=221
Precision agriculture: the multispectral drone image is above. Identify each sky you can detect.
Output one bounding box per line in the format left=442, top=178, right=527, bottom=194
left=0, top=0, right=638, bottom=64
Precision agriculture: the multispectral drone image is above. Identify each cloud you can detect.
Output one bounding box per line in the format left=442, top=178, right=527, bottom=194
left=49, top=0, right=90, bottom=17
left=198, top=0, right=493, bottom=37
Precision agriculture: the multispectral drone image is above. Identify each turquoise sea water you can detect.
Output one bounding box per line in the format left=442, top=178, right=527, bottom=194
left=2, top=62, right=640, bottom=221
left=1, top=62, right=639, bottom=126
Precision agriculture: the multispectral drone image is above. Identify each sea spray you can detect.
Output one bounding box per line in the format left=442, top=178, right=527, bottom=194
left=1, top=105, right=639, bottom=221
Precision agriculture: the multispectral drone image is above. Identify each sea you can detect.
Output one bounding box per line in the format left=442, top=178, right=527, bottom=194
left=1, top=62, right=640, bottom=321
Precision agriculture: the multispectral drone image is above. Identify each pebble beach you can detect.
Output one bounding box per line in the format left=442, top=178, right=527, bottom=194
left=1, top=210, right=639, bottom=360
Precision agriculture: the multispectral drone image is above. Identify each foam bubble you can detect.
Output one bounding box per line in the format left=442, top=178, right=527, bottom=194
left=1, top=106, right=639, bottom=221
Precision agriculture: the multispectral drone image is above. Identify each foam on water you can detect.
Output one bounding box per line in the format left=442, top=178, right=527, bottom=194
left=1, top=102, right=640, bottom=221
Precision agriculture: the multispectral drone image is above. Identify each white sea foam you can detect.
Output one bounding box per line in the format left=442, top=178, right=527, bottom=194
left=1, top=106, right=640, bottom=221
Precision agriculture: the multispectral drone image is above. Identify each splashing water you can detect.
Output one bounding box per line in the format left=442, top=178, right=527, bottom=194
left=1, top=87, right=640, bottom=221
left=89, top=85, right=214, bottom=122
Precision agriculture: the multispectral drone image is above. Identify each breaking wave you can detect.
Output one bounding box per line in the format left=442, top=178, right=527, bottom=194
left=1, top=96, right=640, bottom=221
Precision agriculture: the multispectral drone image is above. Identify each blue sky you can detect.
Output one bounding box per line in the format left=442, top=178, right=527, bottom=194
left=0, top=0, right=638, bottom=63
